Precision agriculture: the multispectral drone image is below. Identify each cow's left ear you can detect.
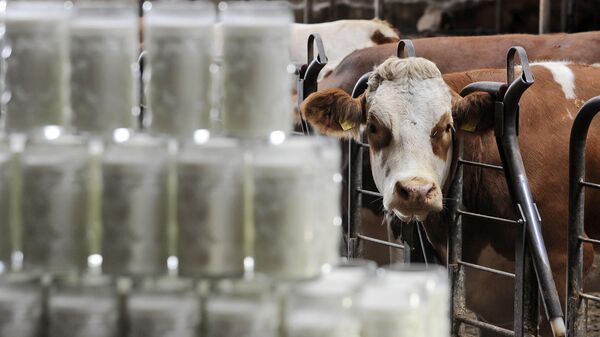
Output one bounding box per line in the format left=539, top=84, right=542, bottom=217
left=451, top=91, right=495, bottom=133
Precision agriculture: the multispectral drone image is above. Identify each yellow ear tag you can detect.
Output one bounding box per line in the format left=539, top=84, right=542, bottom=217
left=339, top=119, right=356, bottom=131
left=460, top=120, right=478, bottom=132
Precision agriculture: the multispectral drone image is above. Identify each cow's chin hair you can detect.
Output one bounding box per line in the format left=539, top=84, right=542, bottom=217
left=392, top=209, right=430, bottom=222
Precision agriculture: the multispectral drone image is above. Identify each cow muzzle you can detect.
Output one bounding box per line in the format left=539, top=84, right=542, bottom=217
left=390, top=177, right=442, bottom=221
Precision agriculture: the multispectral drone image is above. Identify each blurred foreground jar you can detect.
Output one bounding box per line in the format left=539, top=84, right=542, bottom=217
left=284, top=261, right=375, bottom=337
left=127, top=277, right=200, bottom=337
left=70, top=1, right=138, bottom=136
left=359, top=268, right=428, bottom=337
left=0, top=138, right=12, bottom=269
left=4, top=1, right=69, bottom=132
left=177, top=137, right=245, bottom=278
left=251, top=138, right=321, bottom=280
left=220, top=1, right=293, bottom=139
left=205, top=278, right=279, bottom=337
left=48, top=275, right=119, bottom=337
left=386, top=264, right=450, bottom=337
left=21, top=130, right=89, bottom=273
left=144, top=1, right=215, bottom=139
left=101, top=133, right=169, bottom=276
left=0, top=273, right=43, bottom=337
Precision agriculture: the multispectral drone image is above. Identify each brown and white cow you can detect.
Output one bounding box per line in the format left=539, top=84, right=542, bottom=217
left=302, top=57, right=600, bottom=336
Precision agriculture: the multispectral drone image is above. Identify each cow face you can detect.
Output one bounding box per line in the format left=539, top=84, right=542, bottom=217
left=302, top=57, right=492, bottom=221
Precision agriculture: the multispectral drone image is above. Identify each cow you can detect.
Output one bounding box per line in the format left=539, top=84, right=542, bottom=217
left=301, top=57, right=600, bottom=336
left=319, top=31, right=600, bottom=93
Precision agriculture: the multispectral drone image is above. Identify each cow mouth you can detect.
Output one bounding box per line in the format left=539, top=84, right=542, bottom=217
left=392, top=208, right=430, bottom=222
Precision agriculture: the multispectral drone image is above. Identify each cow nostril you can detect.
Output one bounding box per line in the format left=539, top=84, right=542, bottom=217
left=426, top=185, right=436, bottom=198
left=395, top=182, right=411, bottom=200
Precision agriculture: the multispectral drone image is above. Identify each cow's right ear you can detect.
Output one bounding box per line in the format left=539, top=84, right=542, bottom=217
left=451, top=91, right=495, bottom=133
left=301, top=88, right=367, bottom=139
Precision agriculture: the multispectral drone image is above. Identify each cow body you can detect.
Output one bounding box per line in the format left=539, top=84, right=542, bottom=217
left=302, top=58, right=600, bottom=335
left=320, top=31, right=600, bottom=93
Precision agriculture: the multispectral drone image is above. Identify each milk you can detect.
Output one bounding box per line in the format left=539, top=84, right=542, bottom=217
left=177, top=138, right=245, bottom=278
left=145, top=3, right=214, bottom=138
left=317, top=138, right=342, bottom=266
left=4, top=2, right=68, bottom=132
left=220, top=2, right=293, bottom=138
left=20, top=134, right=89, bottom=272
left=251, top=138, right=321, bottom=280
left=286, top=311, right=360, bottom=337
left=0, top=274, right=42, bottom=337
left=101, top=134, right=169, bottom=276
left=70, top=4, right=138, bottom=136
left=0, top=140, right=13, bottom=267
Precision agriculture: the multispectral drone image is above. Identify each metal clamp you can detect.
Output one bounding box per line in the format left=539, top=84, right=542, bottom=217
left=296, top=33, right=328, bottom=135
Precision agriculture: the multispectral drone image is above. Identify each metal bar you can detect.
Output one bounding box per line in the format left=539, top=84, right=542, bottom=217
left=347, top=139, right=363, bottom=258
left=456, top=315, right=515, bottom=336
left=580, top=293, right=600, bottom=304
left=579, top=236, right=600, bottom=246
left=357, top=234, right=405, bottom=250
left=457, top=260, right=515, bottom=278
left=458, top=158, right=504, bottom=171
left=580, top=180, right=600, bottom=190
left=567, top=96, right=600, bottom=337
left=356, top=188, right=382, bottom=198
left=496, top=0, right=504, bottom=33
left=539, top=0, right=551, bottom=34
left=457, top=209, right=520, bottom=225
left=357, top=141, right=370, bottom=148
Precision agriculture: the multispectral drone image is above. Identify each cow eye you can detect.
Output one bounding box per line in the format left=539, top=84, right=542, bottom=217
left=368, top=123, right=377, bottom=134
left=446, top=124, right=454, bottom=133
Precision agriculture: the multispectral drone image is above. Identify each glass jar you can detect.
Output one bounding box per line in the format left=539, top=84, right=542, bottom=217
left=4, top=1, right=69, bottom=133
left=127, top=277, right=200, bottom=337
left=176, top=137, right=245, bottom=278
left=386, top=264, right=450, bottom=337
left=205, top=278, right=279, bottom=337
left=0, top=138, right=13, bottom=269
left=251, top=138, right=321, bottom=280
left=21, top=131, right=90, bottom=273
left=48, top=275, right=119, bottom=337
left=220, top=1, right=293, bottom=139
left=358, top=268, right=428, bottom=337
left=69, top=0, right=138, bottom=136
left=144, top=1, right=215, bottom=139
left=101, top=133, right=169, bottom=276
left=0, top=273, right=42, bottom=337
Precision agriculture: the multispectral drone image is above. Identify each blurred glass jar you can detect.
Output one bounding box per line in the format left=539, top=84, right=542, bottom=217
left=4, top=1, right=69, bottom=133
left=70, top=0, right=138, bottom=136
left=220, top=1, right=293, bottom=139
left=284, top=260, right=375, bottom=337
left=0, top=273, right=43, bottom=337
left=0, top=138, right=13, bottom=270
left=177, top=137, right=245, bottom=278
left=144, top=1, right=215, bottom=139
left=101, top=133, right=169, bottom=276
left=48, top=275, right=119, bottom=337
left=251, top=137, right=322, bottom=280
left=127, top=277, right=200, bottom=337
left=205, top=278, right=279, bottom=337
left=21, top=129, right=90, bottom=273
left=386, top=263, right=450, bottom=337
left=358, top=268, right=428, bottom=337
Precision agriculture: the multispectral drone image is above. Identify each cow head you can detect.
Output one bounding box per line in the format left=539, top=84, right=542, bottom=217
left=302, top=57, right=493, bottom=221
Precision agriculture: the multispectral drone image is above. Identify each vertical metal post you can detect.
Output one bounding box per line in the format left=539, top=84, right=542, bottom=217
left=561, top=0, right=575, bottom=32
left=347, top=139, right=363, bottom=258
left=496, top=0, right=504, bottom=33
left=374, top=0, right=381, bottom=19
left=514, top=216, right=540, bottom=337
left=447, top=139, right=466, bottom=337
left=304, top=0, right=313, bottom=23
left=539, top=0, right=551, bottom=34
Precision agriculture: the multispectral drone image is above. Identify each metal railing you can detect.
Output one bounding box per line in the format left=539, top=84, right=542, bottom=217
left=566, top=96, right=600, bottom=337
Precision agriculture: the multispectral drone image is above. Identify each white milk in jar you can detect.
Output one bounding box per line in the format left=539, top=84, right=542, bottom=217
left=0, top=274, right=43, bottom=337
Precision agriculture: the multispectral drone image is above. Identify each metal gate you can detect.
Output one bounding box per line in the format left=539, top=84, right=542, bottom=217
left=566, top=96, right=600, bottom=337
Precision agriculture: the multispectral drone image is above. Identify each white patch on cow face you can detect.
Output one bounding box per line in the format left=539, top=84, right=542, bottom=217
left=365, top=60, right=453, bottom=222
left=535, top=62, right=575, bottom=99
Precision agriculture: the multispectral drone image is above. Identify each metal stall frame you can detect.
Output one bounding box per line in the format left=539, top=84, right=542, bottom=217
left=566, top=96, right=600, bottom=337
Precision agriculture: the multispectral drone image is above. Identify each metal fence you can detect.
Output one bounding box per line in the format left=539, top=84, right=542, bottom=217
left=566, top=96, right=600, bottom=337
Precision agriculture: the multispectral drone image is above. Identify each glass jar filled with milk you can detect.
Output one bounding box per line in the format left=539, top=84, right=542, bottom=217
left=4, top=1, right=69, bottom=133
left=220, top=1, right=293, bottom=139
left=70, top=1, right=138, bottom=136
left=359, top=268, right=429, bottom=337
left=284, top=261, right=376, bottom=337
left=21, top=129, right=90, bottom=273
left=386, top=264, right=450, bottom=337
left=48, top=275, right=120, bottom=337
left=205, top=278, right=279, bottom=337
left=177, top=137, right=245, bottom=279
left=144, top=2, right=215, bottom=139
left=250, top=137, right=323, bottom=280
left=127, top=277, right=200, bottom=337
left=101, top=133, right=169, bottom=276
left=0, top=138, right=13, bottom=269
left=0, top=273, right=43, bottom=337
